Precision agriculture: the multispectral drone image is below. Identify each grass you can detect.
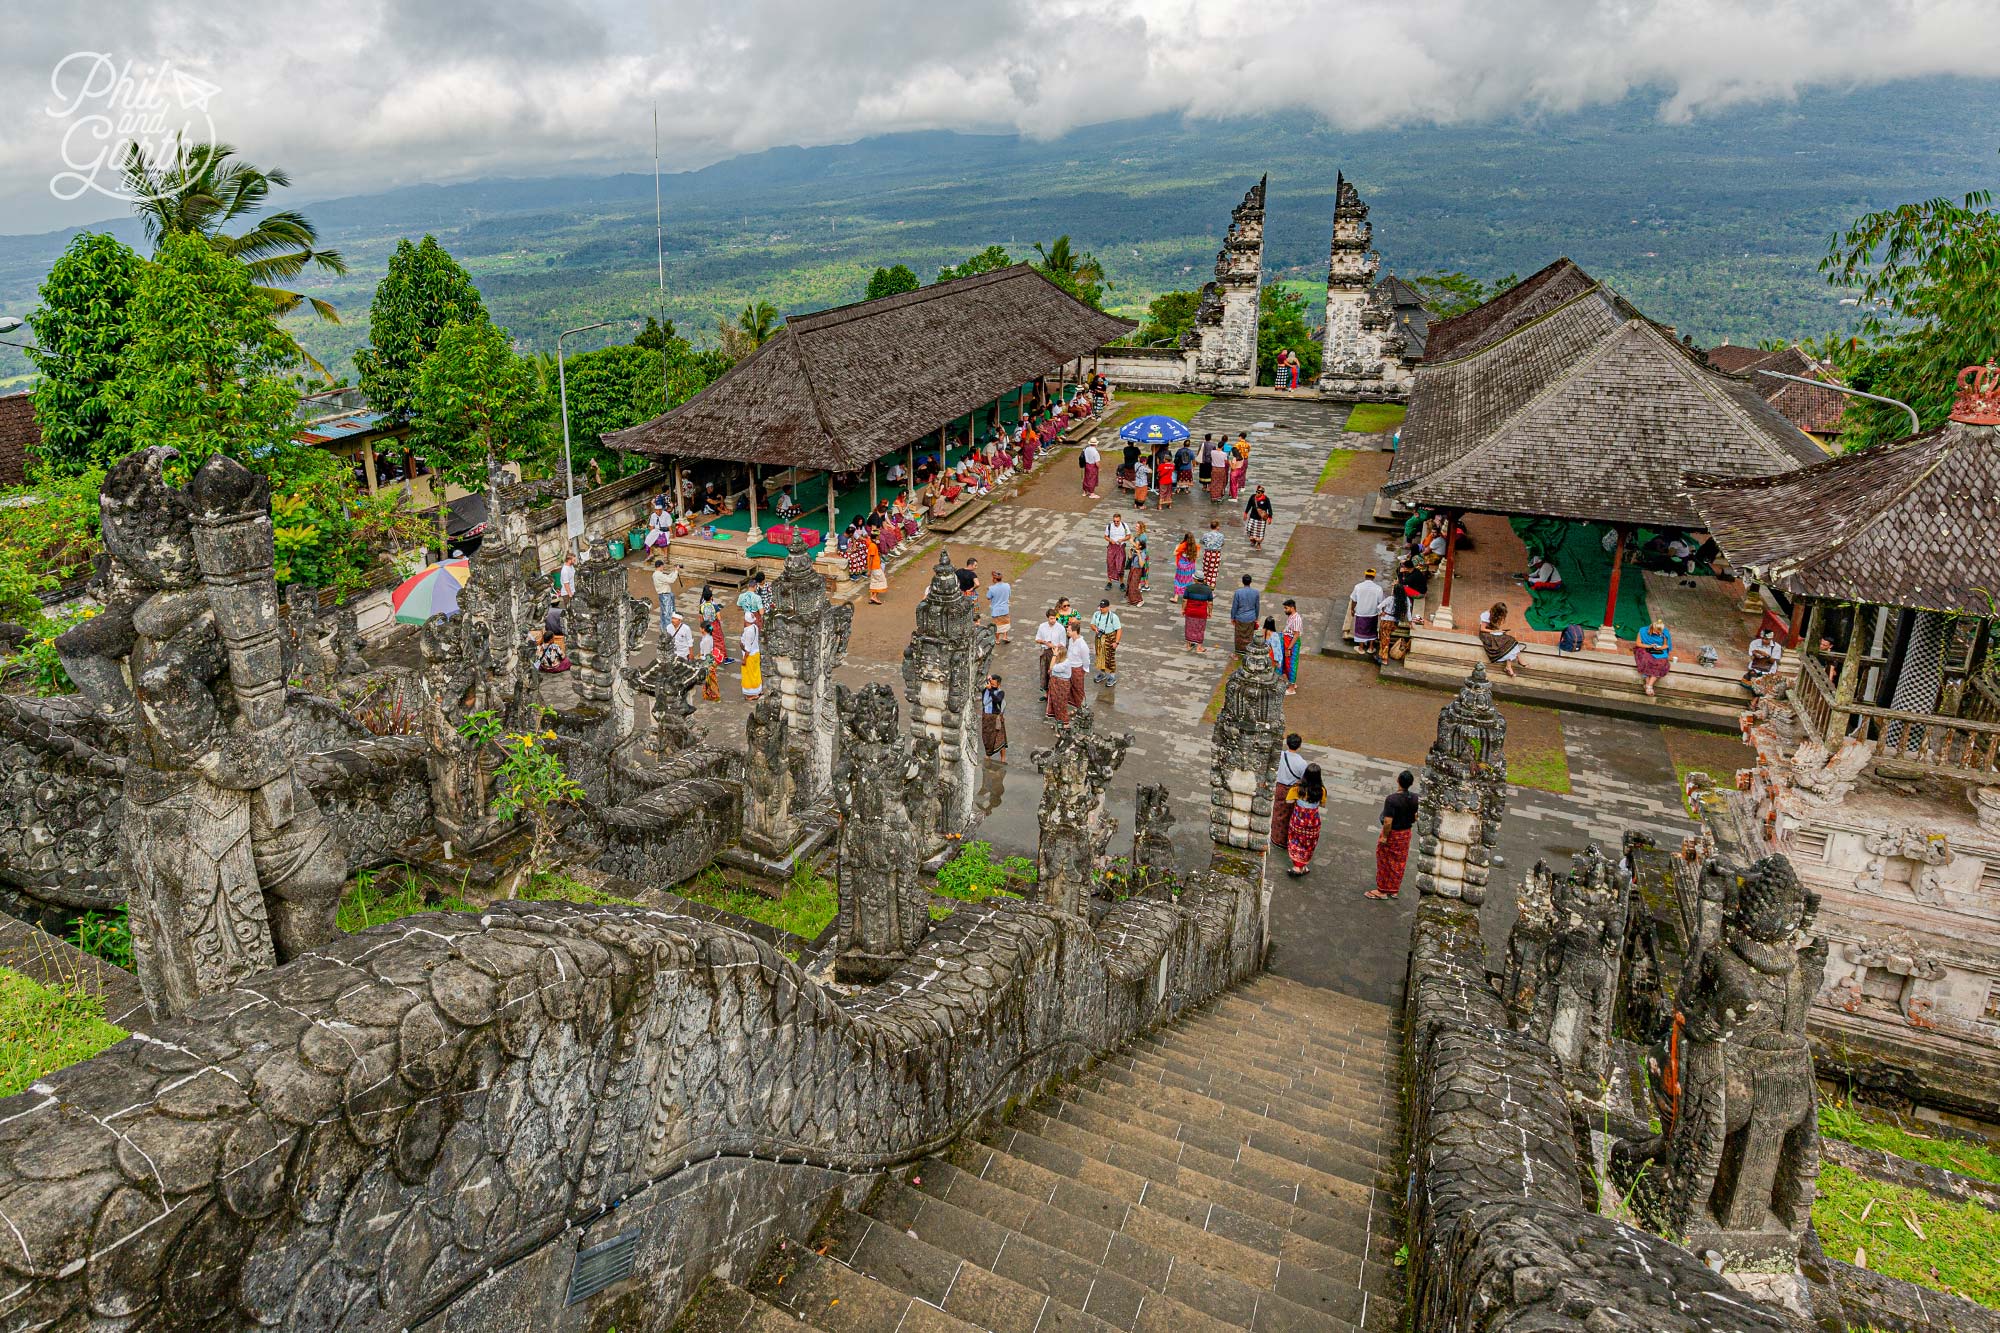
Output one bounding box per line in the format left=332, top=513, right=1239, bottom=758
left=1268, top=535, right=1297, bottom=590
left=1507, top=745, right=1573, bottom=794
left=337, top=866, right=478, bottom=932
left=1670, top=762, right=1720, bottom=813
left=1343, top=403, right=1406, bottom=434
left=1820, top=1103, right=2000, bottom=1187
left=520, top=873, right=640, bottom=907
left=1108, top=391, right=1213, bottom=426
left=934, top=840, right=1033, bottom=901
left=1814, top=1161, right=2000, bottom=1309
left=0, top=969, right=127, bottom=1098
left=1314, top=450, right=1359, bottom=492
left=677, top=865, right=839, bottom=941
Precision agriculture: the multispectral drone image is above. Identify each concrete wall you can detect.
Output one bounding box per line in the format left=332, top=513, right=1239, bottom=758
left=1093, top=346, right=1197, bottom=392
left=0, top=870, right=1262, bottom=1331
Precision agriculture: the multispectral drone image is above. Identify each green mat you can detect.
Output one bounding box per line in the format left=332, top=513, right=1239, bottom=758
left=1509, top=517, right=1652, bottom=639
left=694, top=381, right=1078, bottom=558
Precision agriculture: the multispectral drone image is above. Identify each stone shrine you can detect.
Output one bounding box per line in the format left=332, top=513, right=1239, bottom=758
left=1317, top=173, right=1413, bottom=402
left=1031, top=704, right=1131, bottom=916
left=53, top=448, right=348, bottom=1018
left=1411, top=663, right=1508, bottom=904
left=900, top=550, right=994, bottom=854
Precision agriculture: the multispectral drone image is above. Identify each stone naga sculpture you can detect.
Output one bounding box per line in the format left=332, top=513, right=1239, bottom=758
left=1032, top=704, right=1131, bottom=917
left=1208, top=640, right=1284, bottom=848
left=1633, top=854, right=1827, bottom=1268
left=832, top=682, right=930, bottom=982
left=1130, top=782, right=1178, bottom=893
left=56, top=448, right=348, bottom=1018
left=1504, top=846, right=1630, bottom=1093
left=1413, top=664, right=1508, bottom=906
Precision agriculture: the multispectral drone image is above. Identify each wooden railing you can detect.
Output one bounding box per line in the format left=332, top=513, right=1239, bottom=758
left=1792, top=657, right=2000, bottom=783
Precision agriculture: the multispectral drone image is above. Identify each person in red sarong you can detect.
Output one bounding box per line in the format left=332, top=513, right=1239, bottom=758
left=1368, top=770, right=1419, bottom=899
left=1285, top=764, right=1325, bottom=875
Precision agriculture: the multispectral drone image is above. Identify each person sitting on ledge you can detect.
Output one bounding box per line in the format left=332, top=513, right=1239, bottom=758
left=1479, top=601, right=1525, bottom=678
left=1744, top=626, right=1785, bottom=687
left=1634, top=615, right=1675, bottom=697
left=1527, top=553, right=1563, bottom=589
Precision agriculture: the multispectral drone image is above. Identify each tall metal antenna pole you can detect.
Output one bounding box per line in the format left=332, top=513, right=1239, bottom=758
left=654, top=104, right=670, bottom=414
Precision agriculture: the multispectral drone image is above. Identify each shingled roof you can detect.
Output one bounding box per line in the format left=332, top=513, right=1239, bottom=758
left=1703, top=343, right=1849, bottom=436
left=1687, top=417, right=2000, bottom=615
left=608, top=265, right=1133, bottom=470
left=0, top=393, right=37, bottom=488
left=1384, top=264, right=1824, bottom=527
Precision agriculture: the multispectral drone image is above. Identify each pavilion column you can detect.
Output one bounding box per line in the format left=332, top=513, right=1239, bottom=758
left=1790, top=599, right=1814, bottom=651
left=1594, top=524, right=1628, bottom=652
left=673, top=460, right=686, bottom=516
left=870, top=459, right=879, bottom=510
left=745, top=463, right=762, bottom=544
left=825, top=470, right=837, bottom=542
left=1828, top=607, right=1869, bottom=741
left=1432, top=511, right=1461, bottom=630
left=906, top=441, right=917, bottom=506
left=360, top=437, right=379, bottom=496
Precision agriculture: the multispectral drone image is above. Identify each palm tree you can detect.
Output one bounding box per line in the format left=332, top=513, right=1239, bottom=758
left=120, top=136, right=348, bottom=343
left=1032, top=235, right=1108, bottom=293
left=736, top=301, right=780, bottom=347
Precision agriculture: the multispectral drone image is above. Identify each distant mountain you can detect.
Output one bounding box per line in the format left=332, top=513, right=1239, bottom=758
left=3, top=79, right=1995, bottom=385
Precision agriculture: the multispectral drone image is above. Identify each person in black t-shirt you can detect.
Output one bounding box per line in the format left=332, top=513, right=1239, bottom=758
left=1368, top=770, right=1419, bottom=900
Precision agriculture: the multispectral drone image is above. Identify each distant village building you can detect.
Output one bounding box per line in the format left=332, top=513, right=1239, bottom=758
left=0, top=392, right=36, bottom=487
left=1704, top=343, right=1848, bottom=448
left=293, top=386, right=419, bottom=499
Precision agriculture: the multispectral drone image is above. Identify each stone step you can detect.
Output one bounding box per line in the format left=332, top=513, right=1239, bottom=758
left=677, top=1278, right=808, bottom=1333
left=1213, top=978, right=1402, bottom=1029
left=981, top=1118, right=1393, bottom=1266
left=1143, top=1019, right=1400, bottom=1090
left=816, top=1203, right=1123, bottom=1333
left=949, top=1138, right=1384, bottom=1290
left=1007, top=1104, right=1382, bottom=1234
left=867, top=1179, right=1256, bottom=1332
left=908, top=1157, right=1383, bottom=1331
left=1110, top=1045, right=1397, bottom=1135
left=1123, top=1036, right=1399, bottom=1120
left=1204, top=997, right=1401, bottom=1062
left=1186, top=1016, right=1401, bottom=1075
left=755, top=1241, right=978, bottom=1333
left=1074, top=1064, right=1392, bottom=1169
left=1054, top=1083, right=1385, bottom=1193
left=872, top=1176, right=1364, bottom=1333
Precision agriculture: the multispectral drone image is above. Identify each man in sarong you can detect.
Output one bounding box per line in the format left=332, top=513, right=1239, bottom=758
left=1271, top=733, right=1308, bottom=848
left=1369, top=770, right=1419, bottom=900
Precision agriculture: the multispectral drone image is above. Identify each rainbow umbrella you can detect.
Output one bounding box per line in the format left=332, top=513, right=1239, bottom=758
left=1117, top=414, right=1192, bottom=445
left=390, top=559, right=471, bottom=624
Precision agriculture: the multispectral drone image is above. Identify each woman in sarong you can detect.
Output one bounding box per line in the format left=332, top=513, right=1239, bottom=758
left=1181, top=579, right=1213, bottom=652
left=1243, top=486, right=1273, bottom=550
left=740, top=620, right=763, bottom=699
left=1172, top=533, right=1197, bottom=601
left=1226, top=447, right=1248, bottom=499
left=1124, top=536, right=1146, bottom=606
left=1285, top=764, right=1325, bottom=876
left=1200, top=522, right=1225, bottom=586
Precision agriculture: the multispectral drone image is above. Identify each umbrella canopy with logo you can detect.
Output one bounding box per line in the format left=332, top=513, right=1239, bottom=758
left=1117, top=414, right=1193, bottom=446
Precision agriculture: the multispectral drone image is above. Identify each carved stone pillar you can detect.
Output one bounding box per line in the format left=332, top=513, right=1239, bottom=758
left=1412, top=664, right=1508, bottom=905
left=1031, top=705, right=1131, bottom=917
left=1209, top=645, right=1285, bottom=848
left=901, top=550, right=995, bottom=853
left=763, top=531, right=854, bottom=814
left=832, top=683, right=930, bottom=982
left=567, top=537, right=651, bottom=742
left=1130, top=782, right=1178, bottom=894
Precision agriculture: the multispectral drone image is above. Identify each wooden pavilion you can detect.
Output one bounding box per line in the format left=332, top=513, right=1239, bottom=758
left=1688, top=362, right=2000, bottom=782
left=607, top=265, right=1132, bottom=561
left=1385, top=259, right=1824, bottom=644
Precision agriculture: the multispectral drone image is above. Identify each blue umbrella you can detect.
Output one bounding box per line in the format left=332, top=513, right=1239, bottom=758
left=1118, top=414, right=1192, bottom=445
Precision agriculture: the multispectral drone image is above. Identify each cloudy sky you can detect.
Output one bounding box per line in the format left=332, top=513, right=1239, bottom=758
left=3, top=0, right=1996, bottom=234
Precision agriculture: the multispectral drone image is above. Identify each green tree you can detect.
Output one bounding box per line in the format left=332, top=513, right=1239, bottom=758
left=936, top=245, right=1013, bottom=283
left=109, top=232, right=300, bottom=471
left=26, top=233, right=142, bottom=476
left=1031, top=236, right=1108, bottom=308
left=719, top=300, right=781, bottom=360
left=354, top=235, right=488, bottom=422
left=634, top=315, right=677, bottom=350
left=865, top=264, right=920, bottom=300
left=410, top=321, right=554, bottom=550
left=119, top=136, right=347, bottom=370
left=1135, top=289, right=1201, bottom=346
left=1822, top=183, right=2000, bottom=448
left=1411, top=270, right=1520, bottom=320
left=1257, top=286, right=1322, bottom=387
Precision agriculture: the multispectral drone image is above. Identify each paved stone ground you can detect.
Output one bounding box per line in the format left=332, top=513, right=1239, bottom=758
left=598, top=396, right=1743, bottom=1007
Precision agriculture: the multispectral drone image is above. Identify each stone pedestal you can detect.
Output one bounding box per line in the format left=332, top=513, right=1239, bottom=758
left=1413, top=665, right=1508, bottom=905
left=1209, top=646, right=1285, bottom=848
left=1594, top=623, right=1621, bottom=652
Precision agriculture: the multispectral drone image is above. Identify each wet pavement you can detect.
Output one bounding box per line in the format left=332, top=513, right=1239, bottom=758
left=576, top=396, right=1739, bottom=1009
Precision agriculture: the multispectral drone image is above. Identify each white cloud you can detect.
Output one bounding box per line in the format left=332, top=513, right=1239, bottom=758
left=1, top=0, right=1995, bottom=232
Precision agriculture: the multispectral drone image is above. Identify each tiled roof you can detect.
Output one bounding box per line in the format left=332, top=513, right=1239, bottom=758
left=1687, top=419, right=2000, bottom=614
left=1375, top=274, right=1430, bottom=360
left=1419, top=258, right=1597, bottom=363
left=295, top=410, right=395, bottom=446
left=609, top=265, right=1133, bottom=470
left=1386, top=271, right=1824, bottom=527
left=1703, top=343, right=1849, bottom=436
left=0, top=393, right=37, bottom=488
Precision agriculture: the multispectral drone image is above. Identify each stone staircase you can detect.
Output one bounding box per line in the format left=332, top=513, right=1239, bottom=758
left=681, top=974, right=1404, bottom=1333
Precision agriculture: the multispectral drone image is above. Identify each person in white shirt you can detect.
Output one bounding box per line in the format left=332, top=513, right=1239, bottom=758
left=1045, top=617, right=1077, bottom=721
left=1348, top=569, right=1386, bottom=651
left=1744, top=629, right=1785, bottom=685
left=1080, top=442, right=1101, bottom=498
left=1035, top=609, right=1067, bottom=702
left=1528, top=556, right=1562, bottom=589
left=558, top=555, right=577, bottom=600
left=1104, top=515, right=1130, bottom=588
left=1062, top=622, right=1093, bottom=716
left=668, top=611, right=693, bottom=662
left=1270, top=731, right=1310, bottom=848
left=651, top=559, right=680, bottom=634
